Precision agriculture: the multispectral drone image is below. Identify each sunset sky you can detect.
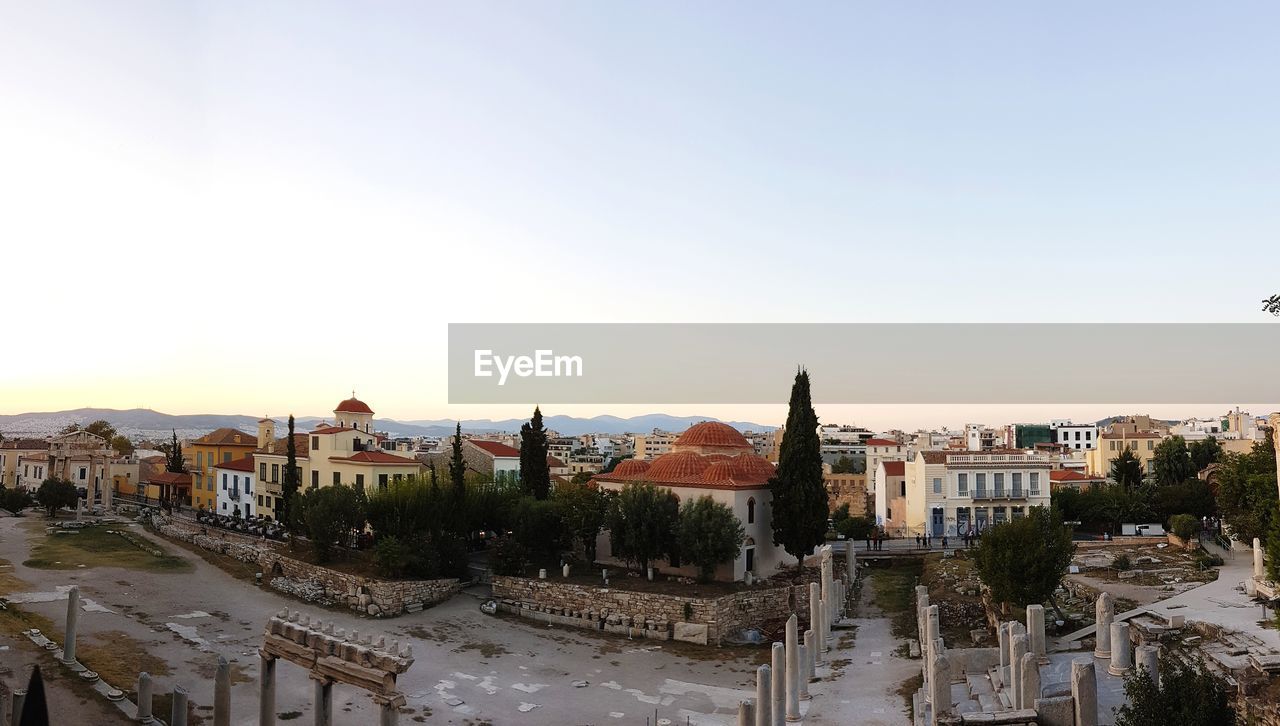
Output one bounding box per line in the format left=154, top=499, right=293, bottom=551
left=2, top=2, right=1277, bottom=430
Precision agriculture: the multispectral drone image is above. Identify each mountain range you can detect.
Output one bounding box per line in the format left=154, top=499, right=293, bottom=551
left=0, top=408, right=776, bottom=440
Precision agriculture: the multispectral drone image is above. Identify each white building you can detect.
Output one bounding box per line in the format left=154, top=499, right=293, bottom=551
left=214, top=455, right=257, bottom=518
left=907, top=449, right=1053, bottom=536
left=1051, top=420, right=1098, bottom=450
left=464, top=440, right=522, bottom=482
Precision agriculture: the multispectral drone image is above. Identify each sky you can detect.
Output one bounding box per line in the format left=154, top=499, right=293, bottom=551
left=1, top=2, right=1278, bottom=430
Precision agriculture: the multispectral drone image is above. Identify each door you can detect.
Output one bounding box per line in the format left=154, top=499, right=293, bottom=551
left=931, top=508, right=944, bottom=537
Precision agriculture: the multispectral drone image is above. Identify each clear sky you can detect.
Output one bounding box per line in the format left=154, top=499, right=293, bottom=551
left=2, top=2, right=1277, bottom=429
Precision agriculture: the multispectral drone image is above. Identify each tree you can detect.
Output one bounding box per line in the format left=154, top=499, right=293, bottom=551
left=1215, top=432, right=1277, bottom=544
left=449, top=422, right=467, bottom=497
left=519, top=407, right=551, bottom=500
left=165, top=429, right=186, bottom=473
left=83, top=420, right=117, bottom=443
left=769, top=369, right=828, bottom=579
left=677, top=496, right=745, bottom=582
left=1188, top=436, right=1223, bottom=472
left=35, top=479, right=79, bottom=517
left=1168, top=513, right=1199, bottom=541
left=59, top=423, right=81, bottom=434
left=1152, top=435, right=1194, bottom=487
left=280, top=415, right=300, bottom=530
left=1151, top=479, right=1215, bottom=522
left=608, top=482, right=678, bottom=573
left=830, top=456, right=858, bottom=474
left=1114, top=653, right=1235, bottom=726
left=553, top=483, right=610, bottom=562
left=972, top=506, right=1076, bottom=621
left=109, top=435, right=135, bottom=457
left=1110, top=448, right=1145, bottom=489
left=292, top=484, right=365, bottom=563
left=0, top=487, right=34, bottom=515
left=512, top=496, right=565, bottom=559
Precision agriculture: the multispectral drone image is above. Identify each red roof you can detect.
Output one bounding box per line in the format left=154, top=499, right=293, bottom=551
left=334, top=397, right=374, bottom=414
left=673, top=422, right=753, bottom=451
left=882, top=460, right=906, bottom=476
left=611, top=459, right=652, bottom=477
left=866, top=438, right=901, bottom=447
left=148, top=470, right=192, bottom=486
left=193, top=428, right=256, bottom=447
left=1050, top=470, right=1102, bottom=482
left=593, top=451, right=774, bottom=491
left=468, top=440, right=521, bottom=458
left=215, top=456, right=255, bottom=473
left=310, top=425, right=367, bottom=435
left=328, top=451, right=420, bottom=465
left=547, top=456, right=566, bottom=468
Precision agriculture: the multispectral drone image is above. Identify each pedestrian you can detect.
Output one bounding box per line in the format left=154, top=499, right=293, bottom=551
left=941, top=535, right=948, bottom=549
left=915, top=534, right=921, bottom=548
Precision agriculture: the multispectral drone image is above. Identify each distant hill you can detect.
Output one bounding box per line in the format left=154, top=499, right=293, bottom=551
left=0, top=408, right=774, bottom=440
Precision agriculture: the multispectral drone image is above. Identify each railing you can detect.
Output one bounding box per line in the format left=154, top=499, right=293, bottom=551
left=970, top=489, right=1029, bottom=501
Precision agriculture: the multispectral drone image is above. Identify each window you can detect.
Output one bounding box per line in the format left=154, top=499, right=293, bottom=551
left=1030, top=472, right=1040, bottom=494
left=311, top=437, right=319, bottom=451
left=222, top=473, right=228, bottom=490
left=196, top=451, right=204, bottom=468
left=747, top=497, right=756, bottom=524
left=79, top=467, right=87, bottom=479
left=993, top=473, right=1004, bottom=494
left=206, top=476, right=213, bottom=491
left=957, top=473, right=968, bottom=495
left=355, top=474, right=365, bottom=492
left=975, top=473, right=986, bottom=495
left=1074, top=431, right=1080, bottom=440
left=1110, top=441, right=1117, bottom=451
left=378, top=474, right=388, bottom=489
left=899, top=482, right=906, bottom=497
left=1147, top=440, right=1154, bottom=450
left=1011, top=472, right=1022, bottom=494
left=932, top=477, right=941, bottom=494
left=259, top=463, right=267, bottom=480
left=332, top=472, right=341, bottom=486
left=311, top=471, right=319, bottom=488
left=271, top=464, right=279, bottom=483
left=223, top=452, right=231, bottom=463
left=257, top=495, right=263, bottom=506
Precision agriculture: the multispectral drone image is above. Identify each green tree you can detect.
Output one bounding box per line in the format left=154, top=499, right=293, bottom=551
left=449, top=422, right=467, bottom=497
left=83, top=419, right=117, bottom=443
left=35, top=479, right=79, bottom=517
left=1110, top=448, right=1145, bottom=489
left=1188, top=437, right=1223, bottom=472
left=769, top=369, right=828, bottom=579
left=836, top=515, right=875, bottom=541
left=165, top=429, right=186, bottom=473
left=972, top=506, right=1076, bottom=621
left=1168, top=513, right=1199, bottom=541
left=292, top=484, right=365, bottom=563
left=280, top=415, right=300, bottom=529
left=511, top=496, right=565, bottom=559
left=1151, top=479, right=1215, bottom=522
left=1215, top=432, right=1277, bottom=544
left=677, top=496, right=745, bottom=582
left=0, top=487, right=34, bottom=515
left=553, top=483, right=610, bottom=562
left=830, top=456, right=858, bottom=474
left=1152, top=435, right=1194, bottom=486
left=519, top=407, right=551, bottom=500
left=109, top=435, right=135, bottom=457
left=608, top=481, right=678, bottom=573
left=1114, top=654, right=1235, bottom=726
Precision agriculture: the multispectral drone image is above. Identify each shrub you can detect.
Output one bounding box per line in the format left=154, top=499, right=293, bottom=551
left=835, top=514, right=875, bottom=541
left=374, top=535, right=411, bottom=578
left=0, top=487, right=34, bottom=515
left=492, top=537, right=529, bottom=576
left=1113, top=554, right=1132, bottom=572
left=677, top=496, right=745, bottom=582
left=1168, top=514, right=1199, bottom=541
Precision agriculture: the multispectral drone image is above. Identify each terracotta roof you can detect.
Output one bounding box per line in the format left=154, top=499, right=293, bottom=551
left=593, top=451, right=774, bottom=490
left=328, top=451, right=421, bottom=465
left=148, top=470, right=192, bottom=486
left=215, top=455, right=255, bottom=473
left=547, top=456, right=566, bottom=468
left=865, top=438, right=901, bottom=447
left=192, top=428, right=256, bottom=447
left=882, top=461, right=906, bottom=476
left=468, top=440, right=521, bottom=458
left=309, top=425, right=364, bottom=435
left=1, top=438, right=47, bottom=450
left=335, top=397, right=374, bottom=414
left=610, top=459, right=652, bottom=477
left=255, top=434, right=310, bottom=458
left=673, top=422, right=753, bottom=451
left=1050, top=470, right=1103, bottom=482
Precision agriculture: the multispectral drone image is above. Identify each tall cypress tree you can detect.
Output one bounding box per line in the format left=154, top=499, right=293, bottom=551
left=281, top=415, right=300, bottom=529
left=769, top=369, right=828, bottom=580
left=520, top=406, right=551, bottom=499
left=165, top=429, right=186, bottom=473
left=449, top=422, right=467, bottom=494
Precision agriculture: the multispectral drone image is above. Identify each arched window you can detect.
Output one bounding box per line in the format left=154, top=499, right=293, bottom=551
left=747, top=497, right=756, bottom=524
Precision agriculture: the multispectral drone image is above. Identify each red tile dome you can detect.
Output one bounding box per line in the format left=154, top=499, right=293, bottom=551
left=644, top=451, right=709, bottom=481
left=335, top=397, right=374, bottom=414
left=701, top=454, right=776, bottom=484
left=610, top=458, right=652, bottom=478
left=673, top=422, right=753, bottom=452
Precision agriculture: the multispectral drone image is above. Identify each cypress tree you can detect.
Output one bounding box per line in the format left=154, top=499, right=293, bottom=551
left=449, top=422, right=466, bottom=494
left=281, top=415, right=300, bottom=529
left=165, top=429, right=186, bottom=473
left=519, top=406, right=551, bottom=499
left=769, top=368, right=829, bottom=580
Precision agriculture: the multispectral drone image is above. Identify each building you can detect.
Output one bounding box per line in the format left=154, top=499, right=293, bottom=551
left=1049, top=469, right=1105, bottom=491
left=145, top=469, right=192, bottom=505
left=593, top=421, right=792, bottom=582
left=824, top=470, right=869, bottom=519
left=907, top=449, right=1052, bottom=537
left=0, top=438, right=47, bottom=488
left=189, top=427, right=260, bottom=511
left=252, top=419, right=310, bottom=522
left=214, top=456, right=258, bottom=517
left=464, top=440, right=521, bottom=482
left=631, top=431, right=676, bottom=460
left=307, top=397, right=422, bottom=491
left=1013, top=424, right=1053, bottom=449
left=14, top=452, right=48, bottom=490
left=1051, top=420, right=1098, bottom=451
left=875, top=460, right=907, bottom=534
left=865, top=438, right=908, bottom=525
left=1085, top=430, right=1165, bottom=477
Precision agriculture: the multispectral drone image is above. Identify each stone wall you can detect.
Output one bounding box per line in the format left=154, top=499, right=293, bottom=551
left=150, top=515, right=459, bottom=617
left=492, top=574, right=819, bottom=645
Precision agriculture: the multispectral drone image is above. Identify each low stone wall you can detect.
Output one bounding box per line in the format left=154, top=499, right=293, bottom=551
left=492, top=574, right=819, bottom=645
left=150, top=515, right=459, bottom=617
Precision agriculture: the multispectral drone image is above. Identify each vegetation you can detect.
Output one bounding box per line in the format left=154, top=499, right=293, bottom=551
left=831, top=503, right=875, bottom=540
left=1188, top=436, right=1223, bottom=472
left=1110, top=448, right=1145, bottom=489
left=291, top=484, right=365, bottom=563
left=491, top=536, right=529, bottom=576
left=1217, top=432, right=1276, bottom=544
left=552, top=482, right=610, bottom=562
left=1168, top=513, right=1199, bottom=541
left=281, top=415, right=300, bottom=529
left=110, top=435, right=135, bottom=457
left=0, top=487, right=34, bottom=515
left=1263, top=293, right=1280, bottom=317
left=35, top=479, right=79, bottom=517
left=23, top=523, right=191, bottom=572
left=830, top=455, right=858, bottom=474
left=677, top=496, right=745, bottom=582
left=1152, top=435, right=1195, bottom=486
left=1054, top=477, right=1214, bottom=534
left=1112, top=554, right=1132, bottom=572
left=1114, top=653, right=1235, bottom=726
left=972, top=506, right=1076, bottom=621
left=449, top=422, right=467, bottom=497
left=519, top=407, right=551, bottom=500
left=165, top=429, right=185, bottom=473
left=608, top=481, right=679, bottom=573
left=769, top=369, right=829, bottom=579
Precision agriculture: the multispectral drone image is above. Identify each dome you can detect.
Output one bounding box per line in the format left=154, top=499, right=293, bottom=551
left=335, top=397, right=374, bottom=414
left=645, top=451, right=709, bottom=481
left=610, top=459, right=652, bottom=478
left=673, top=422, right=753, bottom=452
left=701, top=454, right=776, bottom=484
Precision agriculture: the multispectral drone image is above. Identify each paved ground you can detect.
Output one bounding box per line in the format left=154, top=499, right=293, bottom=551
left=0, top=514, right=915, bottom=724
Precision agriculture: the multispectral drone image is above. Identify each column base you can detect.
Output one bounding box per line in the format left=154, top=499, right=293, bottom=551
left=1093, top=650, right=1110, bottom=659
left=1108, top=665, right=1132, bottom=677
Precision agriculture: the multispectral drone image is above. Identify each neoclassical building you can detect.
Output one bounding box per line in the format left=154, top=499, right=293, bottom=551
left=591, top=421, right=793, bottom=582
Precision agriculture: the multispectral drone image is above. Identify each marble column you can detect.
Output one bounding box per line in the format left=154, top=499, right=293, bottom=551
left=798, top=645, right=810, bottom=700
left=820, top=597, right=831, bottom=649
left=313, top=676, right=333, bottom=726
left=213, top=656, right=231, bottom=726
left=11, top=690, right=26, bottom=726
left=1136, top=644, right=1160, bottom=687
left=260, top=654, right=277, bottom=726
left=928, top=652, right=951, bottom=726
left=1093, top=593, right=1113, bottom=659
left=738, top=700, right=754, bottom=726
left=1019, top=651, right=1040, bottom=712
left=845, top=539, right=856, bottom=582
left=62, top=586, right=80, bottom=666
left=804, top=629, right=817, bottom=675
left=171, top=685, right=189, bottom=726
left=755, top=665, right=771, bottom=726
left=1026, top=604, right=1047, bottom=662
left=1108, top=622, right=1132, bottom=676
left=137, top=672, right=153, bottom=723
left=809, top=583, right=824, bottom=658
left=375, top=696, right=399, bottom=726
left=1071, top=659, right=1098, bottom=726
left=771, top=642, right=785, bottom=726
left=785, top=615, right=800, bottom=721
left=997, top=622, right=1009, bottom=678
left=1255, top=537, right=1266, bottom=580
left=1009, top=633, right=1028, bottom=709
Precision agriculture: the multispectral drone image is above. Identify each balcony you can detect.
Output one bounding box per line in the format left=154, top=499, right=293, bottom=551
left=971, top=488, right=1029, bottom=501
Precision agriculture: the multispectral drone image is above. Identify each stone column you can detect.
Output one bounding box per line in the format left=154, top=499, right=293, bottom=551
left=738, top=700, right=754, bottom=726
left=259, top=653, right=277, bottom=726
left=171, top=685, right=189, bottom=726
left=755, top=665, right=771, bottom=726
left=213, top=656, right=231, bottom=726
left=926, top=605, right=940, bottom=648
left=1136, top=645, right=1159, bottom=687
left=313, top=676, right=333, bottom=726
left=1255, top=537, right=1266, bottom=579
left=784, top=615, right=800, bottom=721
left=11, top=690, right=26, bottom=726
left=809, top=583, right=824, bottom=657
left=915, top=586, right=929, bottom=649
left=997, top=622, right=1010, bottom=679
left=1019, top=651, right=1040, bottom=712
left=797, top=644, right=810, bottom=701
left=137, top=672, right=153, bottom=723
left=1071, top=659, right=1098, bottom=726
left=804, top=629, right=817, bottom=674
left=771, top=642, right=785, bottom=726
left=1093, top=593, right=1113, bottom=659
left=1026, top=604, right=1047, bottom=662
left=1108, top=622, right=1132, bottom=676
left=820, top=597, right=831, bottom=649
left=1009, top=633, right=1028, bottom=709
left=62, top=586, right=80, bottom=666
left=374, top=696, right=400, bottom=726
left=928, top=652, right=951, bottom=726
left=845, top=539, right=856, bottom=582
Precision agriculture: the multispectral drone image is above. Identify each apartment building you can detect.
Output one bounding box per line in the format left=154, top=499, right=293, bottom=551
left=874, top=460, right=907, bottom=534
left=1084, top=430, right=1165, bottom=477
left=632, top=431, right=676, bottom=460
left=906, top=449, right=1052, bottom=536
left=189, top=427, right=259, bottom=511
left=1051, top=420, right=1098, bottom=451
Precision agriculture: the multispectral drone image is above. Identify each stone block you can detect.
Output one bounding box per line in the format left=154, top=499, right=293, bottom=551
left=1033, top=695, right=1074, bottom=726
left=674, top=622, right=709, bottom=645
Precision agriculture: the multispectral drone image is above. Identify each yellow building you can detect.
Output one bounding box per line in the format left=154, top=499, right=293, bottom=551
left=189, top=427, right=259, bottom=511
left=1085, top=430, right=1165, bottom=478
left=0, top=438, right=47, bottom=488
